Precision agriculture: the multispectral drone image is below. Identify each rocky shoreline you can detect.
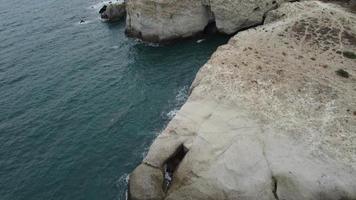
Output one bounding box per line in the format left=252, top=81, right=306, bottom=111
left=124, top=0, right=290, bottom=43
left=123, top=0, right=356, bottom=199
left=99, top=1, right=126, bottom=21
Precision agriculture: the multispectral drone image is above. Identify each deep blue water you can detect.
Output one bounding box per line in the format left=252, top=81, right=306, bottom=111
left=0, top=0, right=228, bottom=199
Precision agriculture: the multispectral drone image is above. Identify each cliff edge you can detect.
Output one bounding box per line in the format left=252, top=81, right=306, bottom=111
left=125, top=0, right=289, bottom=42
left=129, top=1, right=356, bottom=200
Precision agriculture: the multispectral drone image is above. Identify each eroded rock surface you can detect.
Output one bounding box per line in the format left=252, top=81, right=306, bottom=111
left=129, top=164, right=165, bottom=200
left=129, top=1, right=356, bottom=199
left=100, top=1, right=126, bottom=21
left=209, top=0, right=285, bottom=34
left=125, top=0, right=288, bottom=42
left=125, top=0, right=211, bottom=42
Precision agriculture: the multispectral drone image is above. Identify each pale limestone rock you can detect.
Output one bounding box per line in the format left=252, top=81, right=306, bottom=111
left=129, top=164, right=165, bottom=200
left=125, top=0, right=211, bottom=42
left=129, top=1, right=356, bottom=199
left=125, top=0, right=288, bottom=42
left=210, top=0, right=286, bottom=34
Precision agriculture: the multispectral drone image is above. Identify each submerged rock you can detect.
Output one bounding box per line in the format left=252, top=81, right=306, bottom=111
left=129, top=1, right=356, bottom=199
left=99, top=1, right=126, bottom=22
left=125, top=0, right=288, bottom=42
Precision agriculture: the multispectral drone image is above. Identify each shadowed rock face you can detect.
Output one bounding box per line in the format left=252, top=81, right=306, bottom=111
left=125, top=0, right=212, bottom=43
left=125, top=0, right=288, bottom=42
left=128, top=1, right=356, bottom=200
left=320, top=0, right=356, bottom=12
left=100, top=2, right=126, bottom=22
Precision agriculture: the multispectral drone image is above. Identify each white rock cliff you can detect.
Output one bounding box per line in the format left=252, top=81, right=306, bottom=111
left=125, top=0, right=289, bottom=42
left=128, top=1, right=356, bottom=200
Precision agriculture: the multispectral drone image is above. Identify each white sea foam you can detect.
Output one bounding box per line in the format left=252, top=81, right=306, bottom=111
left=88, top=0, right=124, bottom=10
left=145, top=42, right=160, bottom=47
left=118, top=173, right=129, bottom=184
left=134, top=39, right=160, bottom=47
left=176, top=86, right=189, bottom=104
left=125, top=190, right=128, bottom=200
left=116, top=173, right=130, bottom=200
left=75, top=19, right=93, bottom=25
left=141, top=146, right=150, bottom=158
left=166, top=109, right=178, bottom=119
left=166, top=86, right=189, bottom=120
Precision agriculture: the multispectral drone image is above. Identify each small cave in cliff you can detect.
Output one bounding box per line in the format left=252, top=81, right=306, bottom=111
left=203, top=4, right=218, bottom=35
left=204, top=21, right=218, bottom=35
left=163, top=144, right=188, bottom=192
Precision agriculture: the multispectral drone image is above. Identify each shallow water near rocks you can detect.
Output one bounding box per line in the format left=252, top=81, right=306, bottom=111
left=0, top=0, right=229, bottom=199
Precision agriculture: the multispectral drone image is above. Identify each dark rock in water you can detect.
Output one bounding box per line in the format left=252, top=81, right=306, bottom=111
left=80, top=19, right=85, bottom=24
left=101, top=14, right=109, bottom=19
left=99, top=2, right=126, bottom=22
left=99, top=5, right=107, bottom=14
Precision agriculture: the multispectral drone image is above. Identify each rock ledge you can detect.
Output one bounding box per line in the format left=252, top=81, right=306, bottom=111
left=129, top=1, right=356, bottom=200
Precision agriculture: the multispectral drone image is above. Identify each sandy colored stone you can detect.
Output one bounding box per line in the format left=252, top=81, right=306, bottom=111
left=129, top=164, right=165, bottom=200
left=125, top=0, right=211, bottom=42
left=125, top=0, right=288, bottom=42
left=129, top=1, right=356, bottom=199
left=210, top=0, right=286, bottom=34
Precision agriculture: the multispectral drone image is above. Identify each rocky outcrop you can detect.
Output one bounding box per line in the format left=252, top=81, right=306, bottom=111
left=209, top=0, right=285, bottom=34
left=125, top=0, right=212, bottom=42
left=125, top=0, right=289, bottom=42
left=129, top=1, right=356, bottom=199
left=99, top=1, right=126, bottom=21
left=129, top=164, right=165, bottom=200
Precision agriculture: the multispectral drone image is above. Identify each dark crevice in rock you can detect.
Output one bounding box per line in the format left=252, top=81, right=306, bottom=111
left=336, top=69, right=350, bottom=78
left=319, top=0, right=356, bottom=13
left=225, top=2, right=283, bottom=37
left=100, top=5, right=109, bottom=19
left=342, top=51, right=356, bottom=59
left=262, top=1, right=282, bottom=24
left=126, top=2, right=223, bottom=44
left=203, top=3, right=218, bottom=34
left=272, top=176, right=280, bottom=200
left=99, top=5, right=107, bottom=14
left=142, top=161, right=161, bottom=170
left=163, top=144, right=189, bottom=192
left=125, top=0, right=294, bottom=44
left=204, top=21, right=218, bottom=35
left=229, top=21, right=265, bottom=37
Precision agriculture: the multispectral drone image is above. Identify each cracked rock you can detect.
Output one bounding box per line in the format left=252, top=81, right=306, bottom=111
left=128, top=1, right=356, bottom=199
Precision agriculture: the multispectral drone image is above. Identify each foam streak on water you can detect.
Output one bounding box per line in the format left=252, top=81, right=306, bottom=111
left=0, top=0, right=229, bottom=199
left=166, top=86, right=190, bottom=120
left=89, top=0, right=125, bottom=10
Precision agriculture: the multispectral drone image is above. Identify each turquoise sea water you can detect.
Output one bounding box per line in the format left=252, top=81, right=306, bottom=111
left=0, top=0, right=229, bottom=199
